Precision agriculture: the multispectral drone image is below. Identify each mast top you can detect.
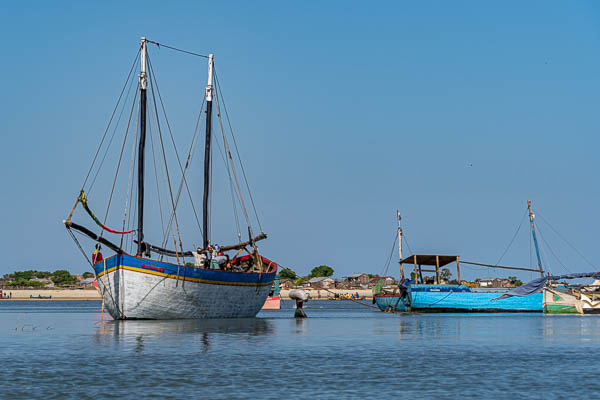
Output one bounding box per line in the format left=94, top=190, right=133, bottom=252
left=527, top=199, right=535, bottom=221
left=206, top=54, right=214, bottom=101
left=140, top=37, right=148, bottom=90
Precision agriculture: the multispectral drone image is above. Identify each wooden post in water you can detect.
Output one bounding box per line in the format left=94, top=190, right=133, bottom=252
left=413, top=255, right=418, bottom=284
left=456, top=256, right=461, bottom=283
left=435, top=255, right=440, bottom=284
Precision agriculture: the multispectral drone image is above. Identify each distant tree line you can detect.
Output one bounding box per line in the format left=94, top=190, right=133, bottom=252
left=2, top=270, right=92, bottom=288
left=279, top=265, right=334, bottom=286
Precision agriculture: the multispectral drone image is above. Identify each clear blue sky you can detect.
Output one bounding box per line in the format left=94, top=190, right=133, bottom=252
left=1, top=1, right=599, bottom=281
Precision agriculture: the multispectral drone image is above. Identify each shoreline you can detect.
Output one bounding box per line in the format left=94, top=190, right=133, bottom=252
left=0, top=288, right=375, bottom=301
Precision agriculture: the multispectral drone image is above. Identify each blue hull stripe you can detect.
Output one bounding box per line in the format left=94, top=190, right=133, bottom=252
left=93, top=254, right=276, bottom=287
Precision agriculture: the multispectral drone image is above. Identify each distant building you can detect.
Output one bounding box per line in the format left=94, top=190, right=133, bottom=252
left=279, top=279, right=295, bottom=290
left=306, top=277, right=335, bottom=289
left=31, top=278, right=55, bottom=288
left=344, top=273, right=370, bottom=287
left=477, top=278, right=512, bottom=288
left=369, top=276, right=396, bottom=287
left=79, top=278, right=95, bottom=287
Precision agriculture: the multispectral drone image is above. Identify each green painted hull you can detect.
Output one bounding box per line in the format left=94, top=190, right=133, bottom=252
left=543, top=304, right=579, bottom=314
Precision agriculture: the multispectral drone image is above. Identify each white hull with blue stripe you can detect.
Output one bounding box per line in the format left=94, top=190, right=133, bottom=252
left=95, top=254, right=276, bottom=320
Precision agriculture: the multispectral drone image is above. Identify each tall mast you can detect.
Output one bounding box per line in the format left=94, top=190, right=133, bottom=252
left=527, top=200, right=544, bottom=277
left=137, top=37, right=148, bottom=257
left=397, top=210, right=404, bottom=280
left=202, top=54, right=214, bottom=249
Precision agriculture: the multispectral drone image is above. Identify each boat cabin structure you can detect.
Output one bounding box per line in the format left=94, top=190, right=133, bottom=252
left=400, top=254, right=460, bottom=284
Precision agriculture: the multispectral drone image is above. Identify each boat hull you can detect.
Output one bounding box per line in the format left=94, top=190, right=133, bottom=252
left=543, top=288, right=578, bottom=314
left=94, top=254, right=276, bottom=320
left=408, top=285, right=542, bottom=312
left=374, top=294, right=407, bottom=312
left=575, top=293, right=600, bottom=314
left=261, top=295, right=281, bottom=310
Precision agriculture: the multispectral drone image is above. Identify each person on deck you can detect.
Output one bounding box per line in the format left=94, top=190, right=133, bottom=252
left=212, top=245, right=228, bottom=269
left=92, top=244, right=103, bottom=264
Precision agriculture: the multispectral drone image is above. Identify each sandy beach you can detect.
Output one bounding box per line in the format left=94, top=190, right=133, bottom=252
left=0, top=288, right=101, bottom=300
left=0, top=288, right=373, bottom=301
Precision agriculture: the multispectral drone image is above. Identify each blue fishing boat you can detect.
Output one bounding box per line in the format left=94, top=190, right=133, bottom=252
left=374, top=204, right=547, bottom=313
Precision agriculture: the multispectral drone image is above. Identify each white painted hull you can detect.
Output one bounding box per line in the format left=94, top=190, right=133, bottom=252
left=97, top=268, right=272, bottom=319
left=94, top=254, right=276, bottom=320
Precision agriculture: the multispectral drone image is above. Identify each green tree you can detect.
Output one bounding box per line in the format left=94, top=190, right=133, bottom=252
left=507, top=276, right=523, bottom=286
left=294, top=277, right=307, bottom=286
left=51, top=270, right=76, bottom=286
left=82, top=272, right=94, bottom=279
left=440, top=268, right=452, bottom=281
left=279, top=268, right=297, bottom=280
left=309, top=265, right=334, bottom=278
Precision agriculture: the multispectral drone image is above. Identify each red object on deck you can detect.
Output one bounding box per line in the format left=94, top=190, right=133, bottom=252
left=230, top=254, right=280, bottom=273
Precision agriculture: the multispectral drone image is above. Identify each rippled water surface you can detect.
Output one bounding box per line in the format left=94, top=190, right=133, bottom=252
left=1, top=300, right=599, bottom=399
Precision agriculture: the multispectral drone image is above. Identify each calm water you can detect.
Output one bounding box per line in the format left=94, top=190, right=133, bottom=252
left=1, top=300, right=599, bottom=399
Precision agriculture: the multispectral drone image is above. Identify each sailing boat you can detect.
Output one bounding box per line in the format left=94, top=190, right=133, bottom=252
left=63, top=37, right=279, bottom=319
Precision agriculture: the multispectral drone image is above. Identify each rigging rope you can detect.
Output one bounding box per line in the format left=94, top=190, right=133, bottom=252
left=120, top=101, right=140, bottom=248
left=381, top=230, right=398, bottom=277
left=536, top=212, right=597, bottom=271
left=214, top=71, right=263, bottom=232
left=147, top=53, right=185, bottom=259
left=99, top=85, right=139, bottom=241
left=88, top=68, right=139, bottom=195
left=146, top=39, right=209, bottom=59
left=146, top=55, right=203, bottom=249
left=494, top=209, right=527, bottom=267
left=536, top=225, right=571, bottom=273
left=214, top=89, right=252, bottom=232
left=82, top=49, right=141, bottom=192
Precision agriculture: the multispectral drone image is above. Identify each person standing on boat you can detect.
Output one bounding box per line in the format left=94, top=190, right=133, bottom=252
left=212, top=244, right=227, bottom=269
left=92, top=244, right=103, bottom=264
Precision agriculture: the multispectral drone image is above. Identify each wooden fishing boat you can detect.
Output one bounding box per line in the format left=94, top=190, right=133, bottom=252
left=374, top=203, right=548, bottom=313
left=63, top=37, right=278, bottom=319
left=543, top=278, right=600, bottom=314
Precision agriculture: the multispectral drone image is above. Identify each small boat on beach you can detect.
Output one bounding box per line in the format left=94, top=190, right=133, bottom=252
left=30, top=295, right=52, bottom=299
left=63, top=37, right=279, bottom=319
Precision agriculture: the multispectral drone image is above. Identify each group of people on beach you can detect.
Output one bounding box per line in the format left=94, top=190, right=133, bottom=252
left=0, top=290, right=12, bottom=299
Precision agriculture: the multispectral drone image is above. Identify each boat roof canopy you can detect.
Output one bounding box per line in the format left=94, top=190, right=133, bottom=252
left=400, top=254, right=459, bottom=266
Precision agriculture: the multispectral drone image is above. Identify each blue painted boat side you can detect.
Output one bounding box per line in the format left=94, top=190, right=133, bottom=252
left=374, top=295, right=406, bottom=312
left=408, top=285, right=542, bottom=312
left=93, top=254, right=276, bottom=286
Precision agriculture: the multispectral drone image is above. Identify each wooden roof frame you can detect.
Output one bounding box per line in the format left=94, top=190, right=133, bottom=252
left=399, top=254, right=461, bottom=285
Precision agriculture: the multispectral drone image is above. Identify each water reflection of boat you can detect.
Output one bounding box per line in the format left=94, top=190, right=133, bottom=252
left=97, top=318, right=273, bottom=338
